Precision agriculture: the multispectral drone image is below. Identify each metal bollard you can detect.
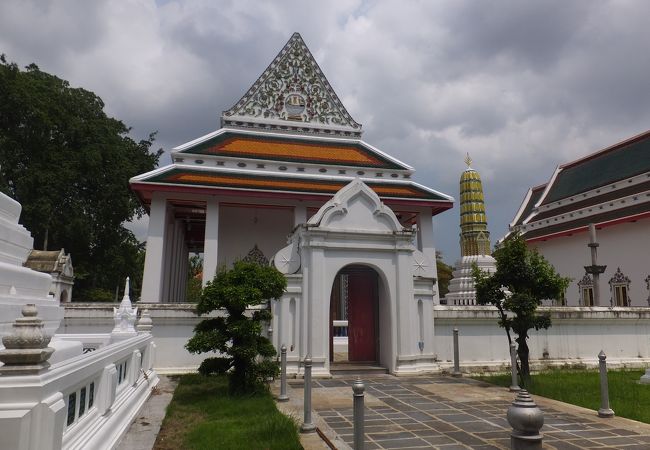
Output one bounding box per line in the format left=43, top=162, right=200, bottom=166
left=452, top=327, right=462, bottom=377
left=507, top=389, right=544, bottom=450
left=509, top=342, right=521, bottom=392
left=300, top=355, right=316, bottom=433
left=353, top=378, right=365, bottom=450
left=597, top=350, right=615, bottom=418
left=278, top=344, right=289, bottom=402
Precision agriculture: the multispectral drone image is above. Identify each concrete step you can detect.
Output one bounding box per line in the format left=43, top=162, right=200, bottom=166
left=330, top=363, right=388, bottom=376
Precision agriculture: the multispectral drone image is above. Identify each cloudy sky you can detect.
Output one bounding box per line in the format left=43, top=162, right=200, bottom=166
left=2, top=0, right=650, bottom=262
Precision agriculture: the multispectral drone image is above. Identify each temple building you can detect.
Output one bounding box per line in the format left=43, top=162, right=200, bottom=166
left=445, top=155, right=496, bottom=305
left=24, top=248, right=74, bottom=302
left=130, top=33, right=454, bottom=375
left=507, top=130, right=650, bottom=306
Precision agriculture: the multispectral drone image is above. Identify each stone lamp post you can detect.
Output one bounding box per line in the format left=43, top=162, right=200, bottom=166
left=0, top=304, right=54, bottom=375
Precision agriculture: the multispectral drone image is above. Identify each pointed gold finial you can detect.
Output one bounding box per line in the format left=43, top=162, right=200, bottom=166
left=464, top=153, right=472, bottom=168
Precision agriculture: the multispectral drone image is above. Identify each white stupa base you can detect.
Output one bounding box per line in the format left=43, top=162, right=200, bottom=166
left=445, top=254, right=496, bottom=305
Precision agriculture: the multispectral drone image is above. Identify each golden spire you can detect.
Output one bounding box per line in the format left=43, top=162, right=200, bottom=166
left=458, top=156, right=491, bottom=256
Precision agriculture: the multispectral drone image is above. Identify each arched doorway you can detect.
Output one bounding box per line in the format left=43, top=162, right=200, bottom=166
left=329, top=265, right=379, bottom=363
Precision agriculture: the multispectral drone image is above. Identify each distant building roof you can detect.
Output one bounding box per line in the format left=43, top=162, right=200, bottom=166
left=507, top=130, right=650, bottom=242
left=541, top=130, right=650, bottom=205
left=25, top=248, right=73, bottom=277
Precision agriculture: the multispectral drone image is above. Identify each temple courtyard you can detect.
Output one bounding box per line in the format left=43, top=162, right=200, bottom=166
left=119, top=373, right=650, bottom=449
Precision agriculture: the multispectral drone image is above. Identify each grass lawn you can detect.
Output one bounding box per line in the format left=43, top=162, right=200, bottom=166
left=477, top=369, right=650, bottom=424
left=154, top=374, right=302, bottom=450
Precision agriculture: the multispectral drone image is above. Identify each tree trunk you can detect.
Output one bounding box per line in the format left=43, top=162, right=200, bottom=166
left=517, top=337, right=530, bottom=381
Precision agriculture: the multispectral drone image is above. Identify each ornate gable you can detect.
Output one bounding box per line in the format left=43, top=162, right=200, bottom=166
left=307, top=178, right=404, bottom=232
left=222, top=33, right=362, bottom=137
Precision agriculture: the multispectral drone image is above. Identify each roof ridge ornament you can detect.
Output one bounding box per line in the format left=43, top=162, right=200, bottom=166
left=222, top=33, right=362, bottom=137
left=464, top=153, right=473, bottom=169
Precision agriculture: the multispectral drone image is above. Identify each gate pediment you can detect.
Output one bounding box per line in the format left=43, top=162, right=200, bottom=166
left=308, top=179, right=403, bottom=233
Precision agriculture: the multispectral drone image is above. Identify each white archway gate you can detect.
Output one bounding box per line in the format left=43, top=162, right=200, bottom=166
left=272, top=179, right=438, bottom=377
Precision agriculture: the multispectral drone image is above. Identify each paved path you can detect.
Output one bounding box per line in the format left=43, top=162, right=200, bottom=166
left=275, top=375, right=650, bottom=450
left=117, top=375, right=177, bottom=450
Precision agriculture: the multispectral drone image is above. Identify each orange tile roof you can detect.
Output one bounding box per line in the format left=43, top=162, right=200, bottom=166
left=140, top=168, right=447, bottom=201
left=178, top=132, right=403, bottom=169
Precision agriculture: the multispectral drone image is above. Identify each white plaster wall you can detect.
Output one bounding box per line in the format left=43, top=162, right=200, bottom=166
left=61, top=304, right=224, bottom=373
left=63, top=304, right=650, bottom=374
left=217, top=205, right=294, bottom=268
left=434, top=306, right=650, bottom=371
left=531, top=218, right=650, bottom=306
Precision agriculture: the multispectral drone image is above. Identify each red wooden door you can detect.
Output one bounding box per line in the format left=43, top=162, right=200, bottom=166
left=347, top=270, right=377, bottom=362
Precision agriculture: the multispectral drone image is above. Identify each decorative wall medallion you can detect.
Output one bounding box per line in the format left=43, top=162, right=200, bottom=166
left=243, top=244, right=269, bottom=266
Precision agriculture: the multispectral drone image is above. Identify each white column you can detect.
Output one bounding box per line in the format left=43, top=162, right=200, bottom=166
left=141, top=193, right=168, bottom=303
left=416, top=210, right=435, bottom=257
left=178, top=242, right=189, bottom=302
left=294, top=204, right=307, bottom=226
left=161, top=211, right=176, bottom=302
left=417, top=210, right=439, bottom=299
left=203, top=198, right=219, bottom=287
left=396, top=249, right=416, bottom=358
left=172, top=220, right=184, bottom=301
left=167, top=220, right=179, bottom=302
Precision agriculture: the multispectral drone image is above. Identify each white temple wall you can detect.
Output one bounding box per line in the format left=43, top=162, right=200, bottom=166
left=530, top=218, right=650, bottom=306
left=217, top=204, right=294, bottom=268
left=434, top=306, right=650, bottom=371
left=60, top=304, right=221, bottom=373
left=62, top=304, right=650, bottom=375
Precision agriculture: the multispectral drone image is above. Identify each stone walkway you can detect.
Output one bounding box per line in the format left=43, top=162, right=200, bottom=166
left=275, top=375, right=650, bottom=450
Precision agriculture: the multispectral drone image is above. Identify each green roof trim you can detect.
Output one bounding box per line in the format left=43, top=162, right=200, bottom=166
left=543, top=134, right=650, bottom=204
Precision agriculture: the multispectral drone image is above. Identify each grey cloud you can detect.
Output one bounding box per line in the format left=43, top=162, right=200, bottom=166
left=2, top=0, right=650, bottom=262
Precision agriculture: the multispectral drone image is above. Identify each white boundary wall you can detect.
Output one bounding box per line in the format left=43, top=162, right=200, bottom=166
left=434, top=306, right=650, bottom=372
left=61, top=304, right=224, bottom=374
left=62, top=304, right=650, bottom=375
left=0, top=332, right=157, bottom=450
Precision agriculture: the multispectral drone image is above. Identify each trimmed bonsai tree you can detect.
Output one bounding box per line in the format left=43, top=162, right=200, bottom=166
left=186, top=260, right=287, bottom=394
left=473, top=233, right=570, bottom=381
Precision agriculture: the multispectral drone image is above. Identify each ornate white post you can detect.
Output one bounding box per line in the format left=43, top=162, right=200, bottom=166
left=0, top=304, right=54, bottom=375
left=111, top=277, right=138, bottom=341
left=300, top=355, right=316, bottom=433
left=597, top=351, right=615, bottom=417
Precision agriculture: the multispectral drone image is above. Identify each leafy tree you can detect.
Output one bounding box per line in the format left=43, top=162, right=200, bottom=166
left=186, top=254, right=203, bottom=303
left=186, top=261, right=287, bottom=394
left=0, top=56, right=162, bottom=300
left=436, top=251, right=453, bottom=297
left=473, top=233, right=569, bottom=381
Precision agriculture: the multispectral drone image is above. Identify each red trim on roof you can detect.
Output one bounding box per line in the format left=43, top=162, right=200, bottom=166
left=130, top=182, right=453, bottom=215
left=526, top=211, right=650, bottom=243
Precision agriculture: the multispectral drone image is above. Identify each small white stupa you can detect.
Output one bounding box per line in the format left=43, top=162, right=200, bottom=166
left=446, top=155, right=497, bottom=305
left=0, top=192, right=64, bottom=335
